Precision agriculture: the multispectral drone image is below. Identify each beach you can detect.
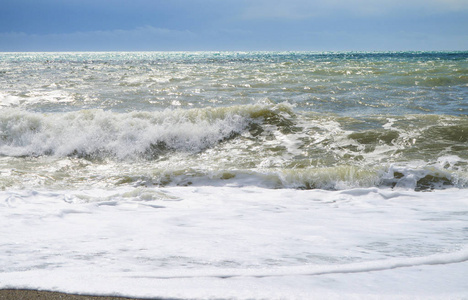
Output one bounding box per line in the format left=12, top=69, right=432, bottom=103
left=0, top=290, right=151, bottom=300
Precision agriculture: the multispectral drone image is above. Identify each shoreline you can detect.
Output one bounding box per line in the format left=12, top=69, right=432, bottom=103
left=0, top=289, right=176, bottom=300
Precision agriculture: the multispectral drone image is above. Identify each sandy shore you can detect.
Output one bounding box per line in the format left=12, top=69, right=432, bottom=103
left=0, top=290, right=174, bottom=300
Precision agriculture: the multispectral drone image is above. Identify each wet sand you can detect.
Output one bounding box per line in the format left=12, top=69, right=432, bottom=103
left=0, top=290, right=175, bottom=300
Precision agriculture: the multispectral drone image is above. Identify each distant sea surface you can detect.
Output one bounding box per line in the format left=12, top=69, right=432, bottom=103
left=1, top=51, right=467, bottom=299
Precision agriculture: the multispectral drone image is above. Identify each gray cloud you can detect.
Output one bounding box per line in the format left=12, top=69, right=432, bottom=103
left=242, top=0, right=468, bottom=20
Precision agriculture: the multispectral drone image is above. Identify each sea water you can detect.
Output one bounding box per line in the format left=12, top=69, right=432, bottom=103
left=0, top=51, right=467, bottom=299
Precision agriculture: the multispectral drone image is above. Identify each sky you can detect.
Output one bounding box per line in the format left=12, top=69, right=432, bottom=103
left=0, top=0, right=467, bottom=51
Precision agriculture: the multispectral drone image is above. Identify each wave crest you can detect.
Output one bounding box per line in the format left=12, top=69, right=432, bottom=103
left=0, top=104, right=294, bottom=159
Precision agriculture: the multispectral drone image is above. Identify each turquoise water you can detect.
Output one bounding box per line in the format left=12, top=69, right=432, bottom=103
left=0, top=51, right=467, bottom=190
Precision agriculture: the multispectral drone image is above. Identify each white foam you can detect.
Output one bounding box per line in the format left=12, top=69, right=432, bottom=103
left=1, top=186, right=467, bottom=298
left=0, top=93, right=22, bottom=106
left=0, top=91, right=75, bottom=107
left=0, top=108, right=250, bottom=158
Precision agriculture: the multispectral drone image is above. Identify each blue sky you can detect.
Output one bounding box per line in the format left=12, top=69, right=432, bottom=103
left=1, top=0, right=467, bottom=51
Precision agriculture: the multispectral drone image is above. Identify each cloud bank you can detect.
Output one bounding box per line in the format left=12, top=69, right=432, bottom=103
left=242, top=0, right=468, bottom=20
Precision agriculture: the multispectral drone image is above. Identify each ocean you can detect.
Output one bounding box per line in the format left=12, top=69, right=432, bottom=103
left=0, top=51, right=467, bottom=299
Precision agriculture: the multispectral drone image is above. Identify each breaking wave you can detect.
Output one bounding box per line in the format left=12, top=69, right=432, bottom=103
left=1, top=103, right=467, bottom=191
left=0, top=104, right=286, bottom=159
